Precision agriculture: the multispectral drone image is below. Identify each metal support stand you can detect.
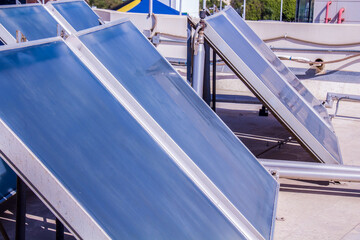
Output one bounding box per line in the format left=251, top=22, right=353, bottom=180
left=186, top=20, right=192, bottom=84
left=259, top=105, right=268, bottom=116
left=256, top=137, right=292, bottom=157
left=56, top=218, right=64, bottom=240
left=212, top=50, right=217, bottom=111
left=324, top=92, right=360, bottom=119
left=203, top=41, right=211, bottom=105
left=260, top=159, right=360, bottom=182
left=0, top=220, right=9, bottom=240
left=15, top=177, right=26, bottom=240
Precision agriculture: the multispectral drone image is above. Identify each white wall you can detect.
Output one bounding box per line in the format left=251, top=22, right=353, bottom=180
left=179, top=0, right=199, bottom=17
left=313, top=0, right=360, bottom=24
left=165, top=0, right=200, bottom=17
left=158, top=0, right=170, bottom=6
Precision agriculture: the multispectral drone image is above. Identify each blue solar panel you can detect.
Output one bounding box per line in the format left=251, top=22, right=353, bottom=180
left=205, top=12, right=342, bottom=164
left=0, top=40, right=247, bottom=239
left=78, top=21, right=278, bottom=239
left=0, top=5, right=58, bottom=41
left=223, top=7, right=331, bottom=125
left=51, top=0, right=100, bottom=31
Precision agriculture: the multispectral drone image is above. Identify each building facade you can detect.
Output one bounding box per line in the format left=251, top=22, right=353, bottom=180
left=296, top=0, right=360, bottom=24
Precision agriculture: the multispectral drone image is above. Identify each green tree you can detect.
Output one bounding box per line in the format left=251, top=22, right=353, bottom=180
left=263, top=0, right=280, bottom=20
left=88, top=0, right=124, bottom=9
left=231, top=0, right=296, bottom=22
left=282, top=0, right=296, bottom=21
left=199, top=0, right=222, bottom=12
left=246, top=0, right=263, bottom=20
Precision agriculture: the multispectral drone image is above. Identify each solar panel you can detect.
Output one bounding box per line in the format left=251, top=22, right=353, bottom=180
left=49, top=0, right=101, bottom=31
left=0, top=39, right=253, bottom=239
left=204, top=9, right=342, bottom=165
left=77, top=20, right=278, bottom=239
left=0, top=4, right=58, bottom=41
left=223, top=7, right=332, bottom=127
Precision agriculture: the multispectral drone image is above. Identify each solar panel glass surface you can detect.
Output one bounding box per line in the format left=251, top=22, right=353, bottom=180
left=0, top=5, right=58, bottom=40
left=205, top=13, right=342, bottom=164
left=0, top=40, right=246, bottom=239
left=52, top=0, right=100, bottom=31
left=79, top=21, right=278, bottom=239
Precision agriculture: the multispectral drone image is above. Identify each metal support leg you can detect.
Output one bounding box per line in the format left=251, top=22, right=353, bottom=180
left=15, top=177, right=26, bottom=240
left=256, top=137, right=292, bottom=157
left=203, top=41, right=211, bottom=105
left=56, top=218, right=64, bottom=240
left=0, top=220, right=9, bottom=240
left=212, top=49, right=216, bottom=111
left=260, top=159, right=360, bottom=182
left=259, top=105, right=268, bottom=116
left=186, top=20, right=192, bottom=84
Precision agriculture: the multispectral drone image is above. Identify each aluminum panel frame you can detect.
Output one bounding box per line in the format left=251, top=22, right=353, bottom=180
left=0, top=24, right=16, bottom=44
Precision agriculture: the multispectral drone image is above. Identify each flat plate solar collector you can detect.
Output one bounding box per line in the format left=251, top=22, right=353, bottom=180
left=204, top=8, right=342, bottom=165
left=0, top=19, right=279, bottom=238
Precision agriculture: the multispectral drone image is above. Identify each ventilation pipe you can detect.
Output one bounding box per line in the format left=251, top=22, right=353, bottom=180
left=243, top=0, right=246, bottom=19
left=338, top=8, right=345, bottom=24
left=325, top=1, right=332, bottom=23
left=148, top=0, right=153, bottom=16
left=192, top=11, right=206, bottom=98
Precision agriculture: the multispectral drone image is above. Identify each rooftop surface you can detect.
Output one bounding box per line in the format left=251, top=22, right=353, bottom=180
left=217, top=99, right=360, bottom=240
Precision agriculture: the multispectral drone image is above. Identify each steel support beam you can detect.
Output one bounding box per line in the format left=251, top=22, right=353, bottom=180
left=203, top=41, right=211, bottom=105
left=260, top=159, right=360, bottom=182
left=15, top=177, right=26, bottom=240
left=324, top=92, right=360, bottom=108
left=56, top=218, right=64, bottom=240
left=186, top=19, right=192, bottom=84
left=0, top=221, right=9, bottom=240
left=212, top=50, right=216, bottom=111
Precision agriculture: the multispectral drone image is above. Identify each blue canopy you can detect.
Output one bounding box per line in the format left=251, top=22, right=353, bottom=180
left=116, top=0, right=180, bottom=15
